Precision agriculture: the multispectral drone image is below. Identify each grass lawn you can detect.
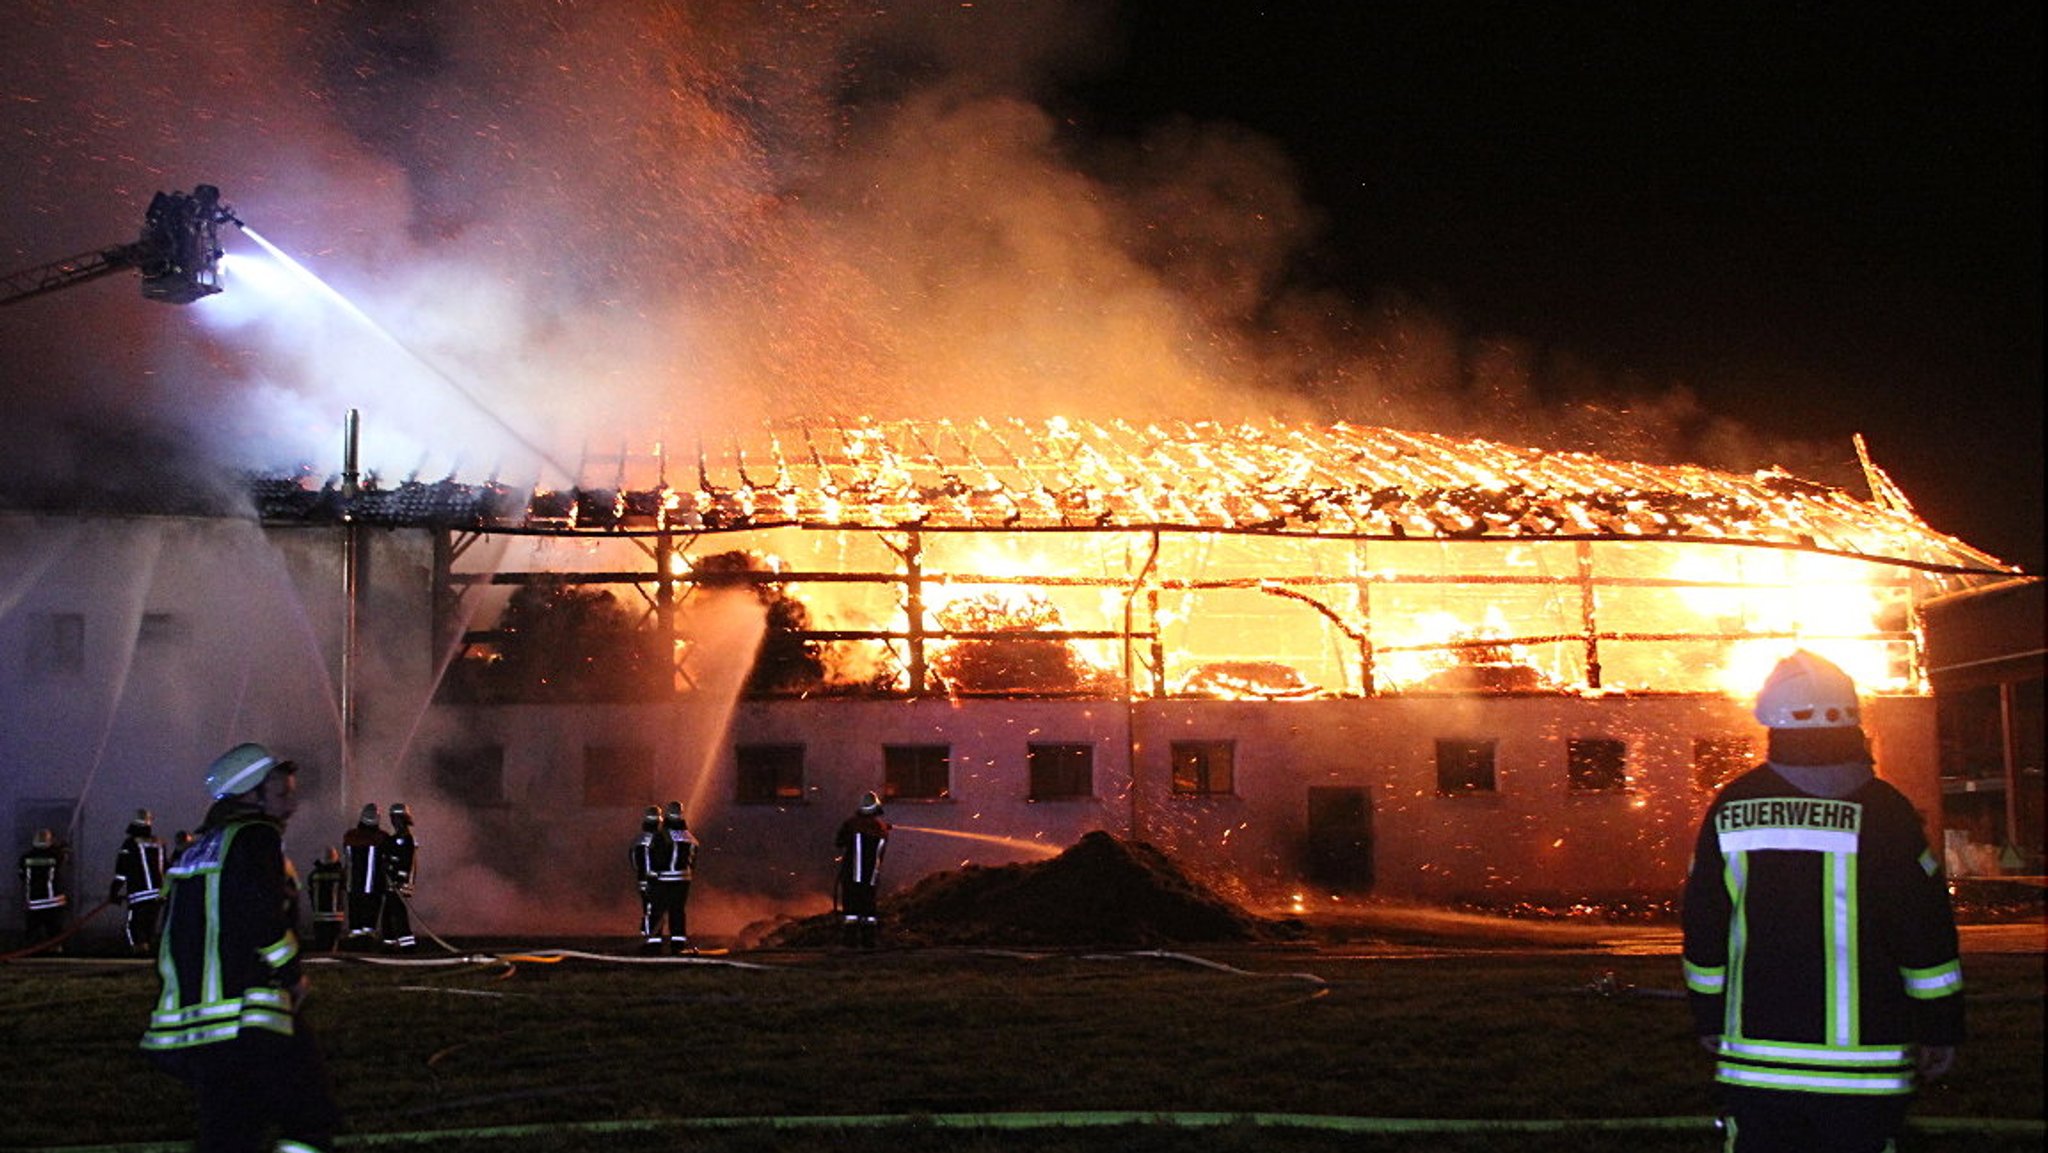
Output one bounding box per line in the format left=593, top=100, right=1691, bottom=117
left=1, top=944, right=2039, bottom=1153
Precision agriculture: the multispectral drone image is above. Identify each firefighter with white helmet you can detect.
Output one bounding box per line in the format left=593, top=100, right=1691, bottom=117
left=381, top=803, right=418, bottom=952
left=835, top=791, right=891, bottom=948
left=341, top=802, right=392, bottom=948
left=645, top=801, right=700, bottom=954
left=1682, top=650, right=1964, bottom=1152
left=139, top=741, right=341, bottom=1151
left=17, top=827, right=71, bottom=953
left=109, top=807, right=169, bottom=954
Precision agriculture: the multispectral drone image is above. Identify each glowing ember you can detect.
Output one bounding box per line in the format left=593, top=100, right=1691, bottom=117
left=289, top=417, right=2015, bottom=702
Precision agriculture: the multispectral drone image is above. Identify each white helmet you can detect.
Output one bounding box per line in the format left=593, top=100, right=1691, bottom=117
left=1754, top=650, right=1861, bottom=729
left=206, top=742, right=283, bottom=799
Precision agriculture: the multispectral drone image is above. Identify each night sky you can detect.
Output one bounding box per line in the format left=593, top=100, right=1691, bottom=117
left=1072, top=4, right=2042, bottom=571
left=1, top=2, right=2039, bottom=572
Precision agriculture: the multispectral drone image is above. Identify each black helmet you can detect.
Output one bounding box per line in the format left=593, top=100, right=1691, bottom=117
left=358, top=803, right=380, bottom=827
left=642, top=805, right=661, bottom=831
left=664, top=801, right=686, bottom=830
left=390, top=802, right=412, bottom=830
left=128, top=808, right=155, bottom=836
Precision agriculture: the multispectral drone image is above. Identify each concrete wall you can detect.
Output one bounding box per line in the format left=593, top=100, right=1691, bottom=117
left=1, top=513, right=1945, bottom=942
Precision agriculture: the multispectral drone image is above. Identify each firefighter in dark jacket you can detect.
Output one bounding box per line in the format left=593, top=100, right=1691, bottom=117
left=139, top=742, right=341, bottom=1152
left=1682, top=650, right=1964, bottom=1153
left=629, top=805, right=660, bottom=947
left=340, top=804, right=390, bottom=948
left=18, top=828, right=70, bottom=953
left=110, top=808, right=170, bottom=954
left=306, top=847, right=346, bottom=952
left=381, top=803, right=418, bottom=952
left=645, top=802, right=700, bottom=954
left=835, top=792, right=891, bottom=948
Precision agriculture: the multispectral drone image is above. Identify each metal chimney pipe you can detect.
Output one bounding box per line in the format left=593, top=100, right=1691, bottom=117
left=342, top=408, right=361, bottom=499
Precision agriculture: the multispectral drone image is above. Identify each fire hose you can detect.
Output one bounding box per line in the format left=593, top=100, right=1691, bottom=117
left=0, top=897, right=114, bottom=961
left=31, top=1110, right=2045, bottom=1151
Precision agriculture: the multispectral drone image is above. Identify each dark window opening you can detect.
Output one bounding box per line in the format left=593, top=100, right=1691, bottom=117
left=137, top=612, right=191, bottom=646
left=28, top=612, right=85, bottom=678
left=584, top=744, right=657, bottom=807
left=884, top=744, right=951, bottom=801
left=1171, top=741, right=1235, bottom=795
left=1028, top=743, right=1094, bottom=800
left=433, top=746, right=506, bottom=806
left=1567, top=738, right=1629, bottom=792
left=1436, top=739, right=1498, bottom=795
left=736, top=744, right=806, bottom=804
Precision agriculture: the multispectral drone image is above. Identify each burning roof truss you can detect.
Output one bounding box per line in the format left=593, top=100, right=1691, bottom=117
left=257, top=417, right=2013, bottom=577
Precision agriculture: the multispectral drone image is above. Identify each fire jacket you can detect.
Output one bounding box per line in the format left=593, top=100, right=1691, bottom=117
left=629, top=829, right=656, bottom=890
left=343, top=825, right=392, bottom=896
left=835, top=815, right=890, bottom=886
left=111, top=833, right=169, bottom=906
left=648, top=827, right=698, bottom=883
left=307, top=858, right=346, bottom=927
left=1682, top=764, right=1965, bottom=1096
left=140, top=805, right=303, bottom=1055
left=19, top=843, right=68, bottom=911
left=387, top=832, right=418, bottom=896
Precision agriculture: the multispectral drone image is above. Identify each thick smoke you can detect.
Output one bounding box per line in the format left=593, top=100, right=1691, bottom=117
left=1, top=1, right=1868, bottom=938
left=0, top=0, right=1825, bottom=492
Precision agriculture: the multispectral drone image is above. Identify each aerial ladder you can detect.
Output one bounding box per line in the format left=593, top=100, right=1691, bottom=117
left=0, top=184, right=242, bottom=308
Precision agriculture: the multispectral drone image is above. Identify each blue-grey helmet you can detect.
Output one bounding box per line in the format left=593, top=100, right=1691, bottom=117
left=205, top=743, right=283, bottom=799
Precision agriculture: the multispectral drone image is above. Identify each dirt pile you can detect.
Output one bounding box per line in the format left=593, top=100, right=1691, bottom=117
left=764, top=831, right=1286, bottom=949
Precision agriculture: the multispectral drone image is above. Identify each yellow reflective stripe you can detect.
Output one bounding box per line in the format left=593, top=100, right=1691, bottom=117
left=1901, top=960, right=1964, bottom=998
left=1917, top=848, right=1939, bottom=877
left=1719, top=1065, right=1915, bottom=1094
left=1723, top=1039, right=1910, bottom=1065
left=259, top=930, right=300, bottom=968
left=1683, top=959, right=1726, bottom=994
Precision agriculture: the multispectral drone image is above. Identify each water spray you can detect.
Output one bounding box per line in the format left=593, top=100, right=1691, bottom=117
left=237, top=227, right=578, bottom=485
left=890, top=824, right=1061, bottom=858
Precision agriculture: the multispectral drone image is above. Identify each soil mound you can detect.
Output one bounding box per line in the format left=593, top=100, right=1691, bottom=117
left=764, top=831, right=1283, bottom=948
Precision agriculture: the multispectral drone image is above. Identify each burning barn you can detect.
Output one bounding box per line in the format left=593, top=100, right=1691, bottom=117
left=2, top=416, right=2032, bottom=938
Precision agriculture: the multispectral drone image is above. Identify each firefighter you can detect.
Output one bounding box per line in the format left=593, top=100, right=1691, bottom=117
left=139, top=742, right=342, bottom=1152
left=834, top=792, right=891, bottom=949
left=645, top=801, right=699, bottom=954
left=109, top=808, right=169, bottom=954
left=1683, top=650, right=1965, bottom=1152
left=341, top=804, right=391, bottom=949
left=381, top=803, right=418, bottom=952
left=306, top=847, right=346, bottom=952
left=18, top=828, right=70, bottom=953
left=629, top=805, right=660, bottom=949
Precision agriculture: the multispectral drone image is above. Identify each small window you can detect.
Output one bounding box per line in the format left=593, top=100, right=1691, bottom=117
left=1694, top=737, right=1755, bottom=792
left=28, top=612, right=86, bottom=678
left=584, top=744, right=657, bottom=807
left=884, top=744, right=951, bottom=801
left=434, top=746, right=506, bottom=806
left=1170, top=741, right=1235, bottom=795
left=1436, top=738, right=1498, bottom=795
left=736, top=744, right=806, bottom=804
left=1567, top=738, right=1628, bottom=792
left=137, top=612, right=190, bottom=646
left=1028, top=743, right=1094, bottom=800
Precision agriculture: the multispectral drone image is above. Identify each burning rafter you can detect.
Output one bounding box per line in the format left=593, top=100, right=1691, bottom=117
left=254, top=417, right=2016, bottom=575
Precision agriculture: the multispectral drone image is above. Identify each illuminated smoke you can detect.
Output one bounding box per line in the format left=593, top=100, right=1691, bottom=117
left=0, top=1, right=1896, bottom=936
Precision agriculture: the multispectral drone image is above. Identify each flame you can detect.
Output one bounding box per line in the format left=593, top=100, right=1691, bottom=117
left=412, top=417, right=2005, bottom=701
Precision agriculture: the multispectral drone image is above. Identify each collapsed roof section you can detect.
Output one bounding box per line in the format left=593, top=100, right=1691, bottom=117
left=251, top=417, right=2016, bottom=577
